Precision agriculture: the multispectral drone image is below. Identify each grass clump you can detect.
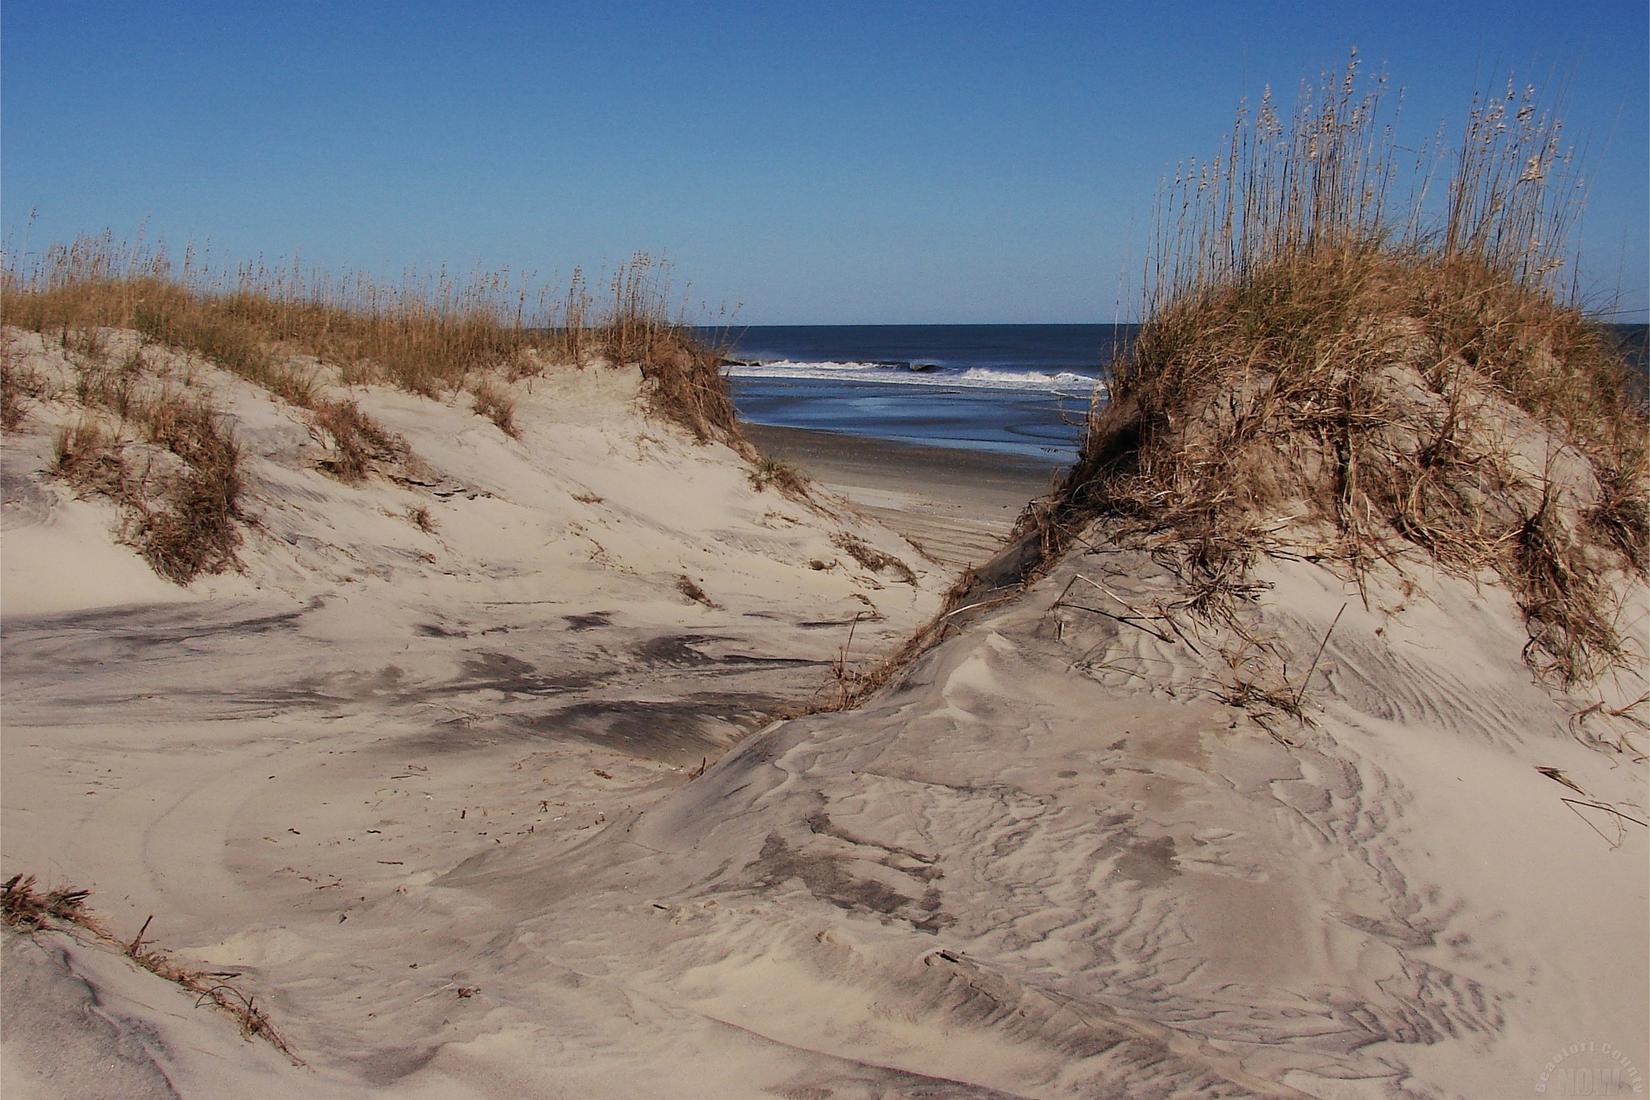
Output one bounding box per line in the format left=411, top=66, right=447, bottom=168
left=52, top=417, right=124, bottom=490
left=2, top=873, right=297, bottom=1060
left=73, top=346, right=147, bottom=419
left=600, top=254, right=746, bottom=445
left=677, top=574, right=716, bottom=608
left=49, top=364, right=245, bottom=584
left=308, top=398, right=403, bottom=483
left=832, top=532, right=917, bottom=584
left=0, top=873, right=89, bottom=929
left=1039, top=54, right=1646, bottom=687
left=749, top=455, right=808, bottom=496
left=131, top=396, right=243, bottom=583
left=1, top=355, right=50, bottom=429
left=469, top=377, right=519, bottom=438
left=1584, top=463, right=1650, bottom=571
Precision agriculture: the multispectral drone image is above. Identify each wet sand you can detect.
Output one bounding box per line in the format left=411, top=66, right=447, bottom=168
left=746, top=423, right=1065, bottom=569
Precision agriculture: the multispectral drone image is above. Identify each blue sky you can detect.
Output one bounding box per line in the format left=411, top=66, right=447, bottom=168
left=3, top=1, right=1646, bottom=323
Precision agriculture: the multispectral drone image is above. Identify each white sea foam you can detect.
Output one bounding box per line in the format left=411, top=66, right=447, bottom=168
left=725, top=359, right=1102, bottom=394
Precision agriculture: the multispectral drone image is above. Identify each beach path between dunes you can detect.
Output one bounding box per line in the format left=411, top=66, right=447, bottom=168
left=745, top=423, right=1063, bottom=569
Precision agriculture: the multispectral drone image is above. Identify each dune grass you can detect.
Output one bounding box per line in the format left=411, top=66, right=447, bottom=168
left=832, top=532, right=917, bottom=584
left=0, top=354, right=50, bottom=429
left=1, top=240, right=770, bottom=586
left=1036, top=54, right=1647, bottom=686
left=306, top=396, right=406, bottom=483
left=748, top=454, right=809, bottom=497
left=1, top=236, right=745, bottom=445
left=50, top=372, right=245, bottom=584
left=2, top=873, right=298, bottom=1060
left=468, top=377, right=519, bottom=439
left=41, top=330, right=245, bottom=585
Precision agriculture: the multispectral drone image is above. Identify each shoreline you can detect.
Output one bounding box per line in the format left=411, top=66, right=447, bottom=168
left=744, top=422, right=1066, bottom=569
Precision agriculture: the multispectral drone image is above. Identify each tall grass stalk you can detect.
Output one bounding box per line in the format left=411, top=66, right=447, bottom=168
left=1145, top=50, right=1585, bottom=316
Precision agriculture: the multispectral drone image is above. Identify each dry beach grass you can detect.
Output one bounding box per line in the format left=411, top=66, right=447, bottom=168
left=1023, top=55, right=1648, bottom=691
left=2, top=874, right=297, bottom=1061
left=46, top=378, right=244, bottom=584
left=1, top=240, right=767, bottom=589
left=2, top=236, right=742, bottom=444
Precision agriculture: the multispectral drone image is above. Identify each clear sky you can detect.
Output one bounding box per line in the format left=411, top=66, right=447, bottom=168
left=3, top=1, right=1646, bottom=323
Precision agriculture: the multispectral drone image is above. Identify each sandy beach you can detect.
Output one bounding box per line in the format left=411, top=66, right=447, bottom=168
left=745, top=423, right=1063, bottom=568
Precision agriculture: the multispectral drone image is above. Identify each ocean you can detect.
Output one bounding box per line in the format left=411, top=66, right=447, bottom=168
left=716, top=323, right=1647, bottom=465
left=719, top=324, right=1132, bottom=463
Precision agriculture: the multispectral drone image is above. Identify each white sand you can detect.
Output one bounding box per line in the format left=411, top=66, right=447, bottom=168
left=0, top=327, right=949, bottom=1096
left=3, top=326, right=1646, bottom=1097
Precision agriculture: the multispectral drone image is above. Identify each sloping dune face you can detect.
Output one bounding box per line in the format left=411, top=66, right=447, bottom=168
left=0, top=325, right=953, bottom=1097
left=2, top=319, right=1645, bottom=1098
left=433, top=532, right=1643, bottom=1097
left=389, top=320, right=1645, bottom=1095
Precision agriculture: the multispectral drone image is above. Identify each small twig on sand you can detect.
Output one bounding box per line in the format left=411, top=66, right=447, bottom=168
left=942, top=593, right=1017, bottom=621
left=1534, top=765, right=1586, bottom=795
left=1560, top=797, right=1648, bottom=849
left=129, top=914, right=154, bottom=954
left=1292, top=602, right=1347, bottom=710
left=1561, top=797, right=1648, bottom=828
left=1058, top=603, right=1174, bottom=643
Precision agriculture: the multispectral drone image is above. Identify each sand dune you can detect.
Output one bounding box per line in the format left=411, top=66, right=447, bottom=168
left=2, top=322, right=1646, bottom=1098
left=0, top=327, right=951, bottom=1097
left=358, top=534, right=1642, bottom=1097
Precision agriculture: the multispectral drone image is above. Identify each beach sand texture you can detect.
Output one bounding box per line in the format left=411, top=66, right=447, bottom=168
left=0, top=326, right=946, bottom=1096
left=2, top=321, right=1647, bottom=1098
